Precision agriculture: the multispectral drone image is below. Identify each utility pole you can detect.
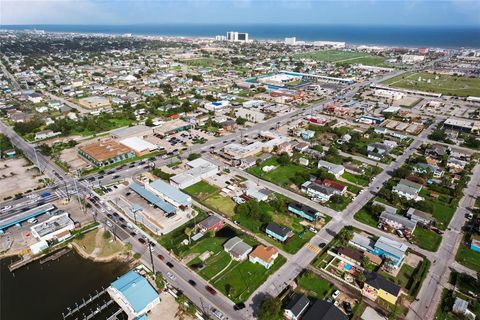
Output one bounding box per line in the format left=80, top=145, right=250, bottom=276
left=62, top=179, right=70, bottom=201
left=148, top=241, right=155, bottom=274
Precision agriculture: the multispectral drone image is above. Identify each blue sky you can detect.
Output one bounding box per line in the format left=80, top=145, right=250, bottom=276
left=1, top=0, right=479, bottom=26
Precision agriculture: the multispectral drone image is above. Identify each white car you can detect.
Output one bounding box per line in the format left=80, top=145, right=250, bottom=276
left=211, top=308, right=225, bottom=320
left=166, top=272, right=176, bottom=281
left=1, top=205, right=12, bottom=211
left=309, top=227, right=318, bottom=233
left=332, top=290, right=340, bottom=300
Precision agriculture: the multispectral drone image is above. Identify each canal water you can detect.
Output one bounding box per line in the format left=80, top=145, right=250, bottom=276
left=0, top=250, right=130, bottom=320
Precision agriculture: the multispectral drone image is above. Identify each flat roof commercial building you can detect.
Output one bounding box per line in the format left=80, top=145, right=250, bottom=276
left=30, top=212, right=75, bottom=242
left=107, top=270, right=159, bottom=319
left=170, top=158, right=218, bottom=189
left=79, top=140, right=135, bottom=167
left=146, top=179, right=192, bottom=208
left=119, top=137, right=158, bottom=156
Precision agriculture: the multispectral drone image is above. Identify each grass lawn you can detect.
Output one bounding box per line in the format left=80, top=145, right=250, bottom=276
left=456, top=243, right=480, bottom=272
left=197, top=251, right=232, bottom=280
left=158, top=210, right=208, bottom=255
left=233, top=196, right=317, bottom=254
left=380, top=263, right=416, bottom=289
left=246, top=157, right=312, bottom=188
left=182, top=58, right=220, bottom=67
left=412, top=227, right=442, bottom=252
left=211, top=255, right=286, bottom=303
left=382, top=71, right=480, bottom=97
left=342, top=172, right=370, bottom=186
left=354, top=208, right=378, bottom=227
left=204, top=194, right=237, bottom=217
left=183, top=180, right=218, bottom=201
left=74, top=229, right=124, bottom=257
left=296, top=271, right=333, bottom=299
left=430, top=201, right=456, bottom=230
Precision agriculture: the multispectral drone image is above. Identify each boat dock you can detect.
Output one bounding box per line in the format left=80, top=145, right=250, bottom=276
left=62, top=287, right=118, bottom=320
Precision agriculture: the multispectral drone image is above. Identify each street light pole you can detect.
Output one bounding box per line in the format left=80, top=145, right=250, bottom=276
left=148, top=241, right=155, bottom=274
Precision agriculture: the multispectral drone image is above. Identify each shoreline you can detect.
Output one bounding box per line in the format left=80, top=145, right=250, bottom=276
left=1, top=24, right=479, bottom=49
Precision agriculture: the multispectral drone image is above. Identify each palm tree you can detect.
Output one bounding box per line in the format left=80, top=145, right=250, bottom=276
left=184, top=227, right=193, bottom=244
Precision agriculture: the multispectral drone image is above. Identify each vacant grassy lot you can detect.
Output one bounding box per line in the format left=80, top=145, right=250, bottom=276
left=412, top=227, right=442, bottom=252
left=296, top=271, right=333, bottom=299
left=184, top=180, right=218, bottom=200
left=182, top=58, right=220, bottom=67
left=204, top=194, right=237, bottom=217
left=295, top=50, right=389, bottom=67
left=246, top=157, right=312, bottom=188
left=354, top=208, right=378, bottom=227
left=383, top=72, right=480, bottom=97
left=74, top=228, right=124, bottom=258
left=212, top=255, right=286, bottom=303
left=456, top=243, right=480, bottom=272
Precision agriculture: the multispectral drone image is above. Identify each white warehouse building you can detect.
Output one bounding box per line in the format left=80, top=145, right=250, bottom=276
left=30, top=212, right=75, bottom=242
left=170, top=158, right=219, bottom=189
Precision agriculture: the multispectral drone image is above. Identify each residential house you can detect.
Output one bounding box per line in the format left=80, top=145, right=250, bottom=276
left=406, top=208, right=435, bottom=226
left=452, top=297, right=477, bottom=319
left=379, top=211, right=417, bottom=233
left=338, top=247, right=363, bottom=265
left=197, top=215, right=225, bottom=232
left=249, top=245, right=279, bottom=269
left=302, top=300, right=347, bottom=320
left=301, top=181, right=336, bottom=202
left=392, top=179, right=423, bottom=201
left=223, top=236, right=253, bottom=261
left=294, top=142, right=309, bottom=152
left=349, top=233, right=375, bottom=252
left=447, top=158, right=467, bottom=173
left=413, top=162, right=444, bottom=178
left=362, top=272, right=401, bottom=304
left=318, top=160, right=345, bottom=178
left=319, top=179, right=347, bottom=195
left=367, top=142, right=391, bottom=161
left=266, top=223, right=293, bottom=243
left=284, top=294, right=310, bottom=320
left=425, top=144, right=449, bottom=158
left=301, top=129, right=315, bottom=140
left=288, top=202, right=320, bottom=222
left=34, top=130, right=60, bottom=141
left=372, top=236, right=408, bottom=268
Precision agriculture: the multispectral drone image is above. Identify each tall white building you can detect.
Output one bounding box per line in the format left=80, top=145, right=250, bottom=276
left=227, top=31, right=249, bottom=42
left=285, top=37, right=296, bottom=45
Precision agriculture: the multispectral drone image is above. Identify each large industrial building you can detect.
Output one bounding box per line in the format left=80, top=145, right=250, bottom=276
left=78, top=140, right=135, bottom=167
left=119, top=137, right=158, bottom=156
left=146, top=179, right=192, bottom=209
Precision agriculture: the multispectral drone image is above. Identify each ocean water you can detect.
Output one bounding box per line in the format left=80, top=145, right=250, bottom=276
left=1, top=24, right=480, bottom=48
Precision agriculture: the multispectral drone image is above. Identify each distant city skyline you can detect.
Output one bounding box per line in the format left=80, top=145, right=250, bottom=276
left=2, top=0, right=480, bottom=27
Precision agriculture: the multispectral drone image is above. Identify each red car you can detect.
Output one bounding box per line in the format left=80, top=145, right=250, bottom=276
left=205, top=285, right=217, bottom=295
left=157, top=254, right=165, bottom=261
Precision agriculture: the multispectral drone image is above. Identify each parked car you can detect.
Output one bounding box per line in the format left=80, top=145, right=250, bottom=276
left=138, top=238, right=146, bottom=244
left=206, top=285, right=217, bottom=295
left=157, top=254, right=165, bottom=261
left=332, top=290, right=340, bottom=300
left=343, top=301, right=353, bottom=316
left=166, top=261, right=174, bottom=268
left=234, top=303, right=246, bottom=311
left=188, top=279, right=196, bottom=286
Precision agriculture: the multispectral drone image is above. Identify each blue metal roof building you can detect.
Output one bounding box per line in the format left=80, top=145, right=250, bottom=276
left=110, top=270, right=159, bottom=317
left=149, top=180, right=191, bottom=206
left=129, top=183, right=175, bottom=215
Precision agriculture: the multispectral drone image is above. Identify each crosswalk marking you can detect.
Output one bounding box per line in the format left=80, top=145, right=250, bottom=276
left=305, top=243, right=322, bottom=255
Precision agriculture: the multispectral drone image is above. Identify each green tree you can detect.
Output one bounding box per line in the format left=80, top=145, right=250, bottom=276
left=236, top=117, right=247, bottom=125
left=145, top=117, right=154, bottom=127
left=277, top=152, right=291, bottom=166
left=258, top=296, right=282, bottom=320
left=102, top=230, right=111, bottom=240
left=187, top=153, right=201, bottom=161
left=155, top=272, right=165, bottom=290
left=184, top=227, right=193, bottom=244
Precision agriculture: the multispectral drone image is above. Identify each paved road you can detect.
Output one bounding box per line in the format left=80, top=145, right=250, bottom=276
left=408, top=163, right=480, bottom=320
left=0, top=59, right=21, bottom=91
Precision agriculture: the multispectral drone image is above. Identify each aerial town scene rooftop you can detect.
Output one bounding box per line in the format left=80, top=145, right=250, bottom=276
left=1, top=4, right=480, bottom=320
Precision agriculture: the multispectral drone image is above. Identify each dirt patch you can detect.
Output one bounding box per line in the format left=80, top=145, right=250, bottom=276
left=405, top=252, right=423, bottom=268
left=0, top=157, right=47, bottom=200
